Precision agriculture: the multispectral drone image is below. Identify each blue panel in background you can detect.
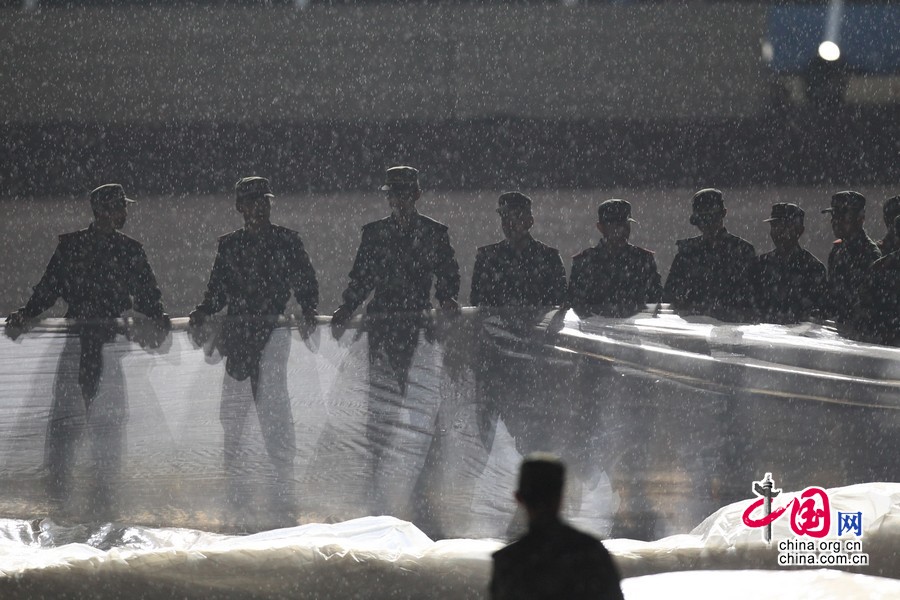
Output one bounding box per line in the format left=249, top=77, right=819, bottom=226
left=766, top=4, right=900, bottom=74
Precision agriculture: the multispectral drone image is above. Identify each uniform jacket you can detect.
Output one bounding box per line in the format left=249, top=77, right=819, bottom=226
left=750, top=246, right=827, bottom=324
left=470, top=237, right=567, bottom=307
left=826, top=231, right=881, bottom=323
left=568, top=240, right=662, bottom=317
left=195, top=224, right=318, bottom=381
left=490, top=518, right=624, bottom=600
left=855, top=250, right=900, bottom=346
left=663, top=230, right=756, bottom=320
left=21, top=224, right=166, bottom=400
left=23, top=224, right=165, bottom=319
left=340, top=213, right=460, bottom=314
left=195, top=224, right=318, bottom=317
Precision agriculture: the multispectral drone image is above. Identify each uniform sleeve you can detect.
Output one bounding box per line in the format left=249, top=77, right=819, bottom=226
left=644, top=254, right=663, bottom=304
left=799, top=258, right=828, bottom=321
left=129, top=245, right=166, bottom=318
left=663, top=246, right=688, bottom=305
left=21, top=243, right=65, bottom=318
left=734, top=243, right=757, bottom=310
left=290, top=235, right=319, bottom=313
left=470, top=249, right=488, bottom=306
left=340, top=227, right=379, bottom=313
left=195, top=240, right=229, bottom=315
left=567, top=255, right=588, bottom=309
left=544, top=250, right=567, bottom=306
left=432, top=227, right=461, bottom=304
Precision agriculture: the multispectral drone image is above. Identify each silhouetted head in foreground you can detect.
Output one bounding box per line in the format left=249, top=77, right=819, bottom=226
left=515, top=453, right=565, bottom=524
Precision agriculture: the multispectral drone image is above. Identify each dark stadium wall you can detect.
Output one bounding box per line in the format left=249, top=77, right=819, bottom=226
left=1, top=5, right=898, bottom=195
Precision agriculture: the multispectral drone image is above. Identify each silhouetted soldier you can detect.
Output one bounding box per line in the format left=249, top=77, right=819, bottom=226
left=663, top=188, right=755, bottom=320
left=469, top=191, right=568, bottom=479
left=470, top=192, right=567, bottom=308
left=568, top=199, right=662, bottom=318
left=749, top=203, right=827, bottom=324
left=822, top=191, right=881, bottom=324
left=490, top=454, right=624, bottom=600
left=5, top=183, right=169, bottom=512
left=189, top=176, right=318, bottom=522
left=331, top=165, right=460, bottom=516
left=854, top=214, right=900, bottom=346
left=877, top=195, right=900, bottom=257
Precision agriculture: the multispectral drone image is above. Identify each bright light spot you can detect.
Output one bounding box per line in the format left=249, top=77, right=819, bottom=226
left=818, top=41, right=841, bottom=62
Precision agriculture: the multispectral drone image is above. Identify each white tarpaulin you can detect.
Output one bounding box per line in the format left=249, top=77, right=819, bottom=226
left=2, top=308, right=899, bottom=597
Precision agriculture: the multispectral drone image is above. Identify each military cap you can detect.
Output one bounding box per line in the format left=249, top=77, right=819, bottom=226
left=90, top=183, right=135, bottom=209
left=764, top=203, right=805, bottom=225
left=235, top=176, right=275, bottom=202
left=598, top=199, right=636, bottom=224
left=517, top=453, right=565, bottom=505
left=822, top=190, right=865, bottom=215
left=379, top=166, right=420, bottom=192
left=497, top=191, right=532, bottom=214
left=690, top=188, right=725, bottom=225
left=884, top=195, right=900, bottom=221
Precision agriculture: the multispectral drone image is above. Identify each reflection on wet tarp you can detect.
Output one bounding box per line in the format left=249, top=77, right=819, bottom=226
left=0, top=308, right=898, bottom=541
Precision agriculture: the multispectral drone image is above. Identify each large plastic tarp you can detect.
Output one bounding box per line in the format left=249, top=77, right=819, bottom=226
left=2, top=307, right=899, bottom=542
left=2, top=483, right=900, bottom=599
left=3, top=308, right=900, bottom=598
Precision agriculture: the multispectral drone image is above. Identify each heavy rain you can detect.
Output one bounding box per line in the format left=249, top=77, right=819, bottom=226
left=1, top=1, right=899, bottom=598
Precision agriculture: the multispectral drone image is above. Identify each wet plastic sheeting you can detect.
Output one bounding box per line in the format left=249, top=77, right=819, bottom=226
left=1, top=309, right=900, bottom=541
left=3, top=484, right=900, bottom=599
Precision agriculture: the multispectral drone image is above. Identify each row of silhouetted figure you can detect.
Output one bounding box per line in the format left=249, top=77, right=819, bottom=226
left=3, top=169, right=898, bottom=542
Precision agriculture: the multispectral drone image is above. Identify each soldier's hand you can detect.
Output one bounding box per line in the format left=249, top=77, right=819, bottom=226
left=130, top=313, right=171, bottom=349
left=330, top=306, right=353, bottom=340
left=297, top=309, right=318, bottom=340
left=4, top=309, right=29, bottom=340
left=440, top=298, right=460, bottom=313
left=547, top=307, right=567, bottom=335
left=146, top=313, right=171, bottom=349
left=188, top=309, right=210, bottom=346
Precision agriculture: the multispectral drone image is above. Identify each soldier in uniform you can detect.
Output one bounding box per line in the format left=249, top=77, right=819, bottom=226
left=877, top=195, right=900, bottom=257
left=331, top=165, right=460, bottom=518
left=5, top=183, right=169, bottom=513
left=470, top=192, right=567, bottom=308
left=189, top=176, right=318, bottom=523
left=490, top=454, right=624, bottom=600
left=568, top=199, right=662, bottom=318
left=469, top=192, right=574, bottom=531
left=822, top=191, right=881, bottom=324
left=854, top=214, right=900, bottom=346
left=749, top=203, right=827, bottom=324
left=469, top=192, right=566, bottom=437
left=663, top=188, right=756, bottom=320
